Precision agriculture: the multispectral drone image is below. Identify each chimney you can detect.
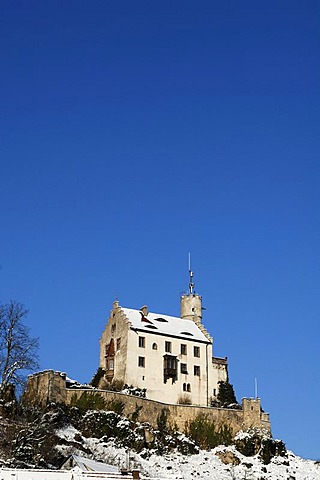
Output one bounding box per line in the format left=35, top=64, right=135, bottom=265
left=139, top=305, right=148, bottom=316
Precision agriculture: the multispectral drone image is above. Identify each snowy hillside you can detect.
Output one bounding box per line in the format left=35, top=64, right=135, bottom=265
left=0, top=399, right=318, bottom=480
left=56, top=425, right=320, bottom=480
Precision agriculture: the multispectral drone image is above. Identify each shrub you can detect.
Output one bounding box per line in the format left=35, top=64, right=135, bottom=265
left=70, top=392, right=106, bottom=413
left=130, top=403, right=143, bottom=422
left=80, top=410, right=133, bottom=444
left=157, top=408, right=169, bottom=432
left=105, top=399, right=125, bottom=415
left=234, top=429, right=287, bottom=464
left=175, top=433, right=199, bottom=455
left=110, top=379, right=124, bottom=391
left=234, top=431, right=257, bottom=456
left=177, top=394, right=192, bottom=405
left=101, top=379, right=124, bottom=392
left=122, top=384, right=146, bottom=397
left=185, top=414, right=233, bottom=450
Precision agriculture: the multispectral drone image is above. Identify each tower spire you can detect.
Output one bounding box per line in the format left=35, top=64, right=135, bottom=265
left=188, top=252, right=194, bottom=295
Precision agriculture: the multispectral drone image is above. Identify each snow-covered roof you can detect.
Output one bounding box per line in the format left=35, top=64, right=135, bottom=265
left=121, top=307, right=211, bottom=343
left=68, top=454, right=119, bottom=473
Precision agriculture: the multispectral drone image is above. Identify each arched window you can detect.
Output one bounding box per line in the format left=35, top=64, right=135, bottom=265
left=152, top=343, right=158, bottom=350
left=183, top=383, right=186, bottom=391
left=187, top=383, right=191, bottom=392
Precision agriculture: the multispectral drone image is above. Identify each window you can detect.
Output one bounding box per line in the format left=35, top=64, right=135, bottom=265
left=165, top=341, right=172, bottom=353
left=106, top=357, right=115, bottom=372
left=180, top=363, right=188, bottom=374
left=152, top=343, right=158, bottom=350
left=181, top=344, right=187, bottom=355
left=213, top=388, right=216, bottom=397
left=139, top=336, right=145, bottom=348
left=194, top=346, right=200, bottom=357
left=194, top=365, right=200, bottom=376
left=138, top=356, right=145, bottom=367
left=187, top=383, right=191, bottom=392
left=111, top=324, right=116, bottom=334
left=183, top=383, right=186, bottom=391
left=116, top=338, right=121, bottom=350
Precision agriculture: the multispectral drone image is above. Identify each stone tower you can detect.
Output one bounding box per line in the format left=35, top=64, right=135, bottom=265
left=180, top=261, right=212, bottom=342
left=180, top=259, right=202, bottom=324
left=180, top=292, right=202, bottom=323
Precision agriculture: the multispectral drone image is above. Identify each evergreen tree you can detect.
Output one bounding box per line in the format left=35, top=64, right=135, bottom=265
left=217, top=380, right=237, bottom=406
left=90, top=367, right=106, bottom=388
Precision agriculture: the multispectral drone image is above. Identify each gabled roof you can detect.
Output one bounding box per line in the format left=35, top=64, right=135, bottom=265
left=121, top=307, right=211, bottom=343
left=61, top=454, right=119, bottom=473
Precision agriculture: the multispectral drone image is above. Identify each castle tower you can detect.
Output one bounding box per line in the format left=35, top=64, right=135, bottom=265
left=180, top=255, right=203, bottom=324
left=180, top=292, right=203, bottom=322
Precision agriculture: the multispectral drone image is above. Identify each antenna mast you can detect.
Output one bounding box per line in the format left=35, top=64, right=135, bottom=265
left=255, top=378, right=258, bottom=399
left=188, top=252, right=194, bottom=295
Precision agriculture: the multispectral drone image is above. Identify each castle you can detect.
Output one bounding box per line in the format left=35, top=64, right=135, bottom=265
left=24, top=269, right=271, bottom=434
left=99, top=272, right=228, bottom=406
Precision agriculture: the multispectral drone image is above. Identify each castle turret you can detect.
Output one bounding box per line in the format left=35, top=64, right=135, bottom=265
left=180, top=259, right=212, bottom=342
left=180, top=256, right=202, bottom=324
left=180, top=292, right=202, bottom=322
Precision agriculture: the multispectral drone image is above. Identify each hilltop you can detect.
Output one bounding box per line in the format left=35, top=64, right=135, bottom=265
left=0, top=398, right=318, bottom=479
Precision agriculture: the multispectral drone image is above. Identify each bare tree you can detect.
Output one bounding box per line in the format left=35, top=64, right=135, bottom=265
left=0, top=301, right=39, bottom=398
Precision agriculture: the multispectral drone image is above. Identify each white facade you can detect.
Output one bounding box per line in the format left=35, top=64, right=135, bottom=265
left=99, top=293, right=228, bottom=407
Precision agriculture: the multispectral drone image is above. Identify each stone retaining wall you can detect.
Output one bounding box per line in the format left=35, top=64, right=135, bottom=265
left=24, top=370, right=271, bottom=435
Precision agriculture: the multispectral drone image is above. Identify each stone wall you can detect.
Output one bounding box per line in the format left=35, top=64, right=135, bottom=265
left=24, top=371, right=270, bottom=435
left=24, top=370, right=67, bottom=406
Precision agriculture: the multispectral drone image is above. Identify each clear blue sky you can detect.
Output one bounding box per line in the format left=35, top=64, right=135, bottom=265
left=1, top=0, right=319, bottom=460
